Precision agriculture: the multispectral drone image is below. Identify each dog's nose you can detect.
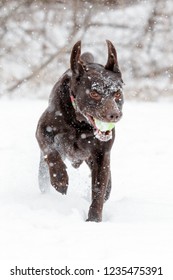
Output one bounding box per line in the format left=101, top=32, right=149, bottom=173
left=106, top=110, right=122, bottom=122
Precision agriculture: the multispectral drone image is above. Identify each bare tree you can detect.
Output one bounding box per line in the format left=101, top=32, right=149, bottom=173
left=0, top=0, right=172, bottom=100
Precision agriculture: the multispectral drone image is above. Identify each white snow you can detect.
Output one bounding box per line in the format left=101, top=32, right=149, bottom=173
left=0, top=98, right=173, bottom=277
left=1, top=0, right=173, bottom=100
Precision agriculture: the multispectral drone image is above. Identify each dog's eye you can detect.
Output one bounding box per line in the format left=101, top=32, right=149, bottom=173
left=114, top=90, right=122, bottom=100
left=90, top=91, right=101, bottom=101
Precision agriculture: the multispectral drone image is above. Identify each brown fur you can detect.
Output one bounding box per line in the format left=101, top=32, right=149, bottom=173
left=36, top=40, right=124, bottom=222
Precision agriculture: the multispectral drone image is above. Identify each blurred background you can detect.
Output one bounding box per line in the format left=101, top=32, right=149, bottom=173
left=0, top=0, right=173, bottom=100
left=0, top=1, right=173, bottom=264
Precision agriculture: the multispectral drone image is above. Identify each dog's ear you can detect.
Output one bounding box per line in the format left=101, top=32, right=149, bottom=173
left=70, top=41, right=85, bottom=76
left=105, top=40, right=119, bottom=72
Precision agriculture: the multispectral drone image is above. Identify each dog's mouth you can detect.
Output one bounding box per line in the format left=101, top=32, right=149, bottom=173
left=86, top=115, right=115, bottom=142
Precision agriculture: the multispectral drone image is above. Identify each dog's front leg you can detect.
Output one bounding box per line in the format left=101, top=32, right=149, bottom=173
left=36, top=117, right=68, bottom=195
left=45, top=151, right=68, bottom=195
left=87, top=152, right=111, bottom=222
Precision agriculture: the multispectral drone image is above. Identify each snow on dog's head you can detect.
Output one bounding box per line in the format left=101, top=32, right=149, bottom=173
left=70, top=40, right=124, bottom=141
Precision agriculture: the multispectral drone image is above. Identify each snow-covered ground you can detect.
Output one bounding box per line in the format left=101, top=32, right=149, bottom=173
left=0, top=98, right=173, bottom=277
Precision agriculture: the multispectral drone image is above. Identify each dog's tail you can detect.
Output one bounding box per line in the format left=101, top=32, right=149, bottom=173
left=80, top=52, right=94, bottom=64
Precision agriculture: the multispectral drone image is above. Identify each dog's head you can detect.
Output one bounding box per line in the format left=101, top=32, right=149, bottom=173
left=70, top=40, right=124, bottom=142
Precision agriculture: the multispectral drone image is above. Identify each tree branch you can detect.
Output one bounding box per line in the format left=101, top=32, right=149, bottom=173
left=8, top=46, right=67, bottom=92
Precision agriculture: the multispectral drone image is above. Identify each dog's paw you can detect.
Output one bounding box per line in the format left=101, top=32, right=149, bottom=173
left=86, top=208, right=102, bottom=222
left=50, top=169, right=69, bottom=195
left=86, top=217, right=101, bottom=222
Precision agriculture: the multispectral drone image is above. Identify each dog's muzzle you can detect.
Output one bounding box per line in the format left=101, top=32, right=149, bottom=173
left=70, top=94, right=117, bottom=142
left=86, top=115, right=115, bottom=142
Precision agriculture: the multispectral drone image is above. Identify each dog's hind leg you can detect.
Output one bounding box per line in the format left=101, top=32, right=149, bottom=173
left=38, top=152, right=50, bottom=193
left=72, top=159, right=83, bottom=169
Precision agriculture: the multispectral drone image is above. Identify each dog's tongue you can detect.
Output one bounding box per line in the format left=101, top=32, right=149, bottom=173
left=93, top=118, right=115, bottom=142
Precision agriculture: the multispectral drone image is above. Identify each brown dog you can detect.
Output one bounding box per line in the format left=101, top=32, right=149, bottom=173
left=36, top=40, right=124, bottom=222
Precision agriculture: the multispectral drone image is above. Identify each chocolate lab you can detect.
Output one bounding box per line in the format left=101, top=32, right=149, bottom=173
left=36, top=40, right=124, bottom=222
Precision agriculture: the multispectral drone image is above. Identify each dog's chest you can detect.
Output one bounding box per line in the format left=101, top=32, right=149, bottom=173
left=54, top=130, right=94, bottom=162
